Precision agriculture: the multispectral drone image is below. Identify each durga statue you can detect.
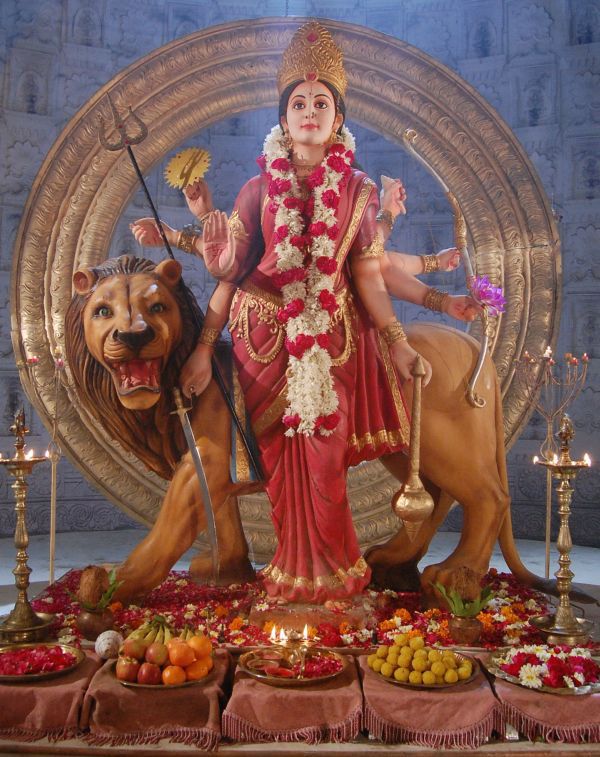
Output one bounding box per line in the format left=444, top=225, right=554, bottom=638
left=131, top=21, right=479, bottom=603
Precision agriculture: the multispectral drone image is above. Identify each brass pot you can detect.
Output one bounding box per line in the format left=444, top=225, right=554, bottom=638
left=448, top=616, right=482, bottom=646
left=75, top=608, right=114, bottom=641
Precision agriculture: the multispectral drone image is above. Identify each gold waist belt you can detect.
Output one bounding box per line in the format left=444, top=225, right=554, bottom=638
left=229, top=280, right=355, bottom=366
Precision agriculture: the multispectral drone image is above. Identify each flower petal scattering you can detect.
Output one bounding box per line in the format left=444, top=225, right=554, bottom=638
left=27, top=568, right=591, bottom=656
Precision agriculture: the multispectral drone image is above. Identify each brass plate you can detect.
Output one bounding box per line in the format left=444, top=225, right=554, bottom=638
left=239, top=648, right=347, bottom=687
left=0, top=642, right=85, bottom=683
left=111, top=658, right=216, bottom=689
left=369, top=652, right=479, bottom=690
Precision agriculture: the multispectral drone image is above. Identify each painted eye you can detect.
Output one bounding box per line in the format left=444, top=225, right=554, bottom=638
left=150, top=302, right=166, bottom=313
left=292, top=101, right=305, bottom=110
left=315, top=100, right=328, bottom=109
left=94, top=305, right=112, bottom=318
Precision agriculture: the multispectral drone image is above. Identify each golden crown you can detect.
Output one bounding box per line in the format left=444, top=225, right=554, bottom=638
left=277, top=21, right=347, bottom=99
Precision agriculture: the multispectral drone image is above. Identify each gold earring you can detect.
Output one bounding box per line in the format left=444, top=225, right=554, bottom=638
left=326, top=130, right=339, bottom=146
left=283, top=129, right=293, bottom=150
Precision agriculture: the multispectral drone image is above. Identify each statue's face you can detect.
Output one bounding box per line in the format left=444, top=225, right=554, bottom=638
left=280, top=80, right=342, bottom=149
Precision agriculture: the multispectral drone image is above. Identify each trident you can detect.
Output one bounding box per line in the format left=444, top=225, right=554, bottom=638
left=97, top=95, right=263, bottom=484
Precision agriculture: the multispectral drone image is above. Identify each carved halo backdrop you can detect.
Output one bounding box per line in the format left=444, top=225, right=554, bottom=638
left=11, top=19, right=559, bottom=563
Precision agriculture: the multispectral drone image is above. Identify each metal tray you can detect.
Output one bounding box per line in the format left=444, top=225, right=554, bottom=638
left=0, top=642, right=85, bottom=683
left=370, top=652, right=480, bottom=690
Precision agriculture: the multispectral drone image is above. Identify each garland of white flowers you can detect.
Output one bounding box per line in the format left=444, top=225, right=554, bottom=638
left=260, top=124, right=356, bottom=437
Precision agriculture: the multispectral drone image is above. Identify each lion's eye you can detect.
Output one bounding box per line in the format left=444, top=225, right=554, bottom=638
left=150, top=302, right=166, bottom=314
left=94, top=305, right=112, bottom=317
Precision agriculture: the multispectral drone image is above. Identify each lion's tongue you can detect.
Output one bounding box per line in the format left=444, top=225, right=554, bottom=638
left=118, top=359, right=160, bottom=389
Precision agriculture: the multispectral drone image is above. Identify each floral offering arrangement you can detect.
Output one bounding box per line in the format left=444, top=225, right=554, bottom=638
left=30, top=568, right=594, bottom=655
left=0, top=644, right=77, bottom=677
left=493, top=645, right=600, bottom=691
left=376, top=570, right=553, bottom=649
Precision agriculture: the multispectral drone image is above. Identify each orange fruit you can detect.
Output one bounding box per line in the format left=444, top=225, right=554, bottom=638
left=200, top=654, right=214, bottom=672
left=185, top=659, right=210, bottom=681
left=168, top=641, right=196, bottom=668
left=167, top=637, right=186, bottom=652
left=162, top=665, right=186, bottom=686
left=188, top=634, right=213, bottom=660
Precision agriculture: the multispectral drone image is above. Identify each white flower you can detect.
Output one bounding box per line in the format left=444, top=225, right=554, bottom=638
left=563, top=675, right=576, bottom=689
left=262, top=125, right=355, bottom=436
left=340, top=633, right=353, bottom=645
left=518, top=664, right=544, bottom=689
left=524, top=598, right=540, bottom=610
left=574, top=671, right=586, bottom=685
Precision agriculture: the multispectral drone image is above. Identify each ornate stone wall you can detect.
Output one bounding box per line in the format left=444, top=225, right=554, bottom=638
left=0, top=0, right=598, bottom=546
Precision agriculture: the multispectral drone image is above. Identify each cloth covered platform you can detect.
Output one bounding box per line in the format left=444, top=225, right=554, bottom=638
left=0, top=651, right=101, bottom=743
left=222, top=655, right=361, bottom=744
left=359, top=655, right=499, bottom=748
left=80, top=649, right=231, bottom=749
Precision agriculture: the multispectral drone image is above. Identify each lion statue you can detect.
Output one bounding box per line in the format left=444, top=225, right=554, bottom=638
left=65, top=254, right=552, bottom=603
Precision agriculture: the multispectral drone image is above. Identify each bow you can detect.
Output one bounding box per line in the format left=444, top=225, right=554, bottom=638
left=402, top=129, right=489, bottom=408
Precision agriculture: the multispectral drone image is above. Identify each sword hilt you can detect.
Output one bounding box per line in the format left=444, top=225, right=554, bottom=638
left=172, top=387, right=193, bottom=415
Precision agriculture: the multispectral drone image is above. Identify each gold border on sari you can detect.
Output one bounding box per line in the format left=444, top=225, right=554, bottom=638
left=261, top=555, right=368, bottom=591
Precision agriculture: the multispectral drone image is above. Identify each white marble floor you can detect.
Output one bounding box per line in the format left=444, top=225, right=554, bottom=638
left=1, top=528, right=598, bottom=616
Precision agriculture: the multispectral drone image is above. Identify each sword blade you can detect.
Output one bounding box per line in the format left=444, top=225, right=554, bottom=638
left=173, top=389, right=219, bottom=582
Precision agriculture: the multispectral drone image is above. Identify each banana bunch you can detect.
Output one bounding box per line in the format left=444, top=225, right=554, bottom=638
left=178, top=624, right=198, bottom=641
left=124, top=615, right=174, bottom=645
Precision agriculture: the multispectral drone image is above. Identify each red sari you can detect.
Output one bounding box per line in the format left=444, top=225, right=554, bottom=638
left=224, top=169, right=410, bottom=602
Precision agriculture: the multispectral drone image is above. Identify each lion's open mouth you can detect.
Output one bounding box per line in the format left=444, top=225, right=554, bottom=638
left=110, top=358, right=162, bottom=395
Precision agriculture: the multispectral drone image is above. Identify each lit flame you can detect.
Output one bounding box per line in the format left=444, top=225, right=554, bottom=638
left=583, top=453, right=591, bottom=467
left=269, top=625, right=277, bottom=643
left=302, top=623, right=309, bottom=641
left=553, top=454, right=558, bottom=464
left=45, top=449, right=50, bottom=458
left=26, top=449, right=34, bottom=460
left=533, top=455, right=539, bottom=464
left=279, top=628, right=287, bottom=644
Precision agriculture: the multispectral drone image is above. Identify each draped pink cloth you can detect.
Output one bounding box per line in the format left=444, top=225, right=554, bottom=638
left=223, top=168, right=410, bottom=602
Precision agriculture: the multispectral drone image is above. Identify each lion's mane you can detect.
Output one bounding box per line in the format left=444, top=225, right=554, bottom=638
left=65, top=255, right=204, bottom=480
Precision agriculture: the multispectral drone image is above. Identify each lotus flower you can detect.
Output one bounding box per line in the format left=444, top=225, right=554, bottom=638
left=471, top=275, right=506, bottom=317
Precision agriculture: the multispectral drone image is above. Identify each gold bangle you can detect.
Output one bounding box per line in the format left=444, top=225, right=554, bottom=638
left=178, top=228, right=199, bottom=254
left=379, top=320, right=407, bottom=346
left=375, top=209, right=394, bottom=231
left=197, top=326, right=221, bottom=347
left=420, top=254, right=440, bottom=274
left=199, top=210, right=214, bottom=223
left=423, top=287, right=449, bottom=313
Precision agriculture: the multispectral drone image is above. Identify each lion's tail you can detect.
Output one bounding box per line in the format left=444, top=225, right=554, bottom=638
left=494, top=380, right=598, bottom=604
left=494, top=378, right=554, bottom=593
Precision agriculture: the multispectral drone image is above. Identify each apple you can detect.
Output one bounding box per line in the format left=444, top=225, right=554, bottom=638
left=137, top=662, right=162, bottom=685
left=145, top=641, right=168, bottom=666
left=122, top=637, right=146, bottom=661
left=115, top=656, right=140, bottom=682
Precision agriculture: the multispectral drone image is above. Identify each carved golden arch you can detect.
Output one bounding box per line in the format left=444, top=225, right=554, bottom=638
left=11, top=19, right=559, bottom=563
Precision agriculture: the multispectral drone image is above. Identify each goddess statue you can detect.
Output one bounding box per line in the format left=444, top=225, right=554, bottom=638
left=132, top=21, right=478, bottom=602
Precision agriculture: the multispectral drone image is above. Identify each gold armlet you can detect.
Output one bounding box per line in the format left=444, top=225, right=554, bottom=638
left=375, top=209, right=394, bottom=231
left=423, top=287, right=450, bottom=313
left=357, top=235, right=384, bottom=259
left=177, top=227, right=200, bottom=254
left=197, top=326, right=221, bottom=347
left=420, top=254, right=440, bottom=274
left=379, top=320, right=407, bottom=346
